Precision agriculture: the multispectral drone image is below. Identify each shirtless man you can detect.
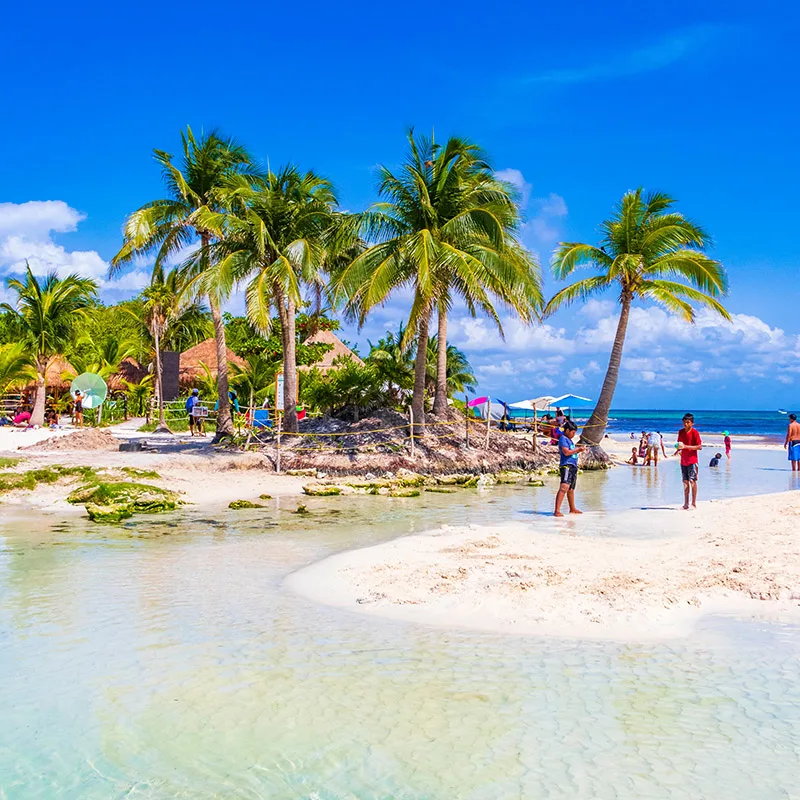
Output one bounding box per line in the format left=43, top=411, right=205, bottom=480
left=784, top=413, right=800, bottom=472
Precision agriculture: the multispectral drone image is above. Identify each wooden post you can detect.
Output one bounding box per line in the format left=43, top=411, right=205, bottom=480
left=485, top=396, right=491, bottom=449
left=464, top=394, right=469, bottom=449
left=276, top=412, right=282, bottom=474
left=409, top=407, right=415, bottom=459
left=532, top=402, right=538, bottom=454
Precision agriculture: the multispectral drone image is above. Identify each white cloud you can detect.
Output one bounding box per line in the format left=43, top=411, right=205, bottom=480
left=0, top=200, right=110, bottom=284
left=494, top=168, right=531, bottom=207
left=520, top=26, right=721, bottom=86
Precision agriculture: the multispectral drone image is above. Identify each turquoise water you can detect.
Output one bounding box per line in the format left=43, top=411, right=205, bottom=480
left=1, top=458, right=799, bottom=797
left=503, top=408, right=794, bottom=438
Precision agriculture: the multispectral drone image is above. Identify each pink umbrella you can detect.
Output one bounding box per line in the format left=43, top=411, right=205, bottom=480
left=467, top=396, right=489, bottom=407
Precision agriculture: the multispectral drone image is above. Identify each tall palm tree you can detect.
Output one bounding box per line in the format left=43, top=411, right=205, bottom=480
left=208, top=166, right=339, bottom=433
left=337, top=131, right=541, bottom=430
left=109, top=126, right=259, bottom=440
left=545, top=189, right=730, bottom=445
left=426, top=336, right=476, bottom=397
left=139, top=280, right=176, bottom=433
left=1, top=266, right=97, bottom=426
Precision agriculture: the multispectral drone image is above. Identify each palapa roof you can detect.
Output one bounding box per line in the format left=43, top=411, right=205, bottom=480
left=107, top=357, right=149, bottom=391
left=300, top=329, right=364, bottom=373
left=179, top=338, right=245, bottom=381
left=44, top=356, right=75, bottom=388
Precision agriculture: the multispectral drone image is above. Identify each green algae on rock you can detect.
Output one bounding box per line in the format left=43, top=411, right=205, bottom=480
left=85, top=502, right=135, bottom=523
left=303, top=485, right=342, bottom=496
left=67, top=481, right=180, bottom=519
left=389, top=487, right=421, bottom=498
left=228, top=500, right=265, bottom=509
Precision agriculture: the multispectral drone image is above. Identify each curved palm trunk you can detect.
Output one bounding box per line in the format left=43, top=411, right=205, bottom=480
left=277, top=289, right=299, bottom=433
left=579, top=292, right=632, bottom=445
left=432, top=305, right=449, bottom=416
left=31, top=357, right=47, bottom=427
left=210, top=295, right=234, bottom=440
left=153, top=332, right=170, bottom=433
left=411, top=308, right=431, bottom=434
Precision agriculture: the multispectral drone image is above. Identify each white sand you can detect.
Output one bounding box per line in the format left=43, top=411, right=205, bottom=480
left=0, top=419, right=307, bottom=511
left=288, top=491, right=800, bottom=641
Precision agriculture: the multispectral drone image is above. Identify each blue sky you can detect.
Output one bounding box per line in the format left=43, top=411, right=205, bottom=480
left=1, top=0, right=798, bottom=409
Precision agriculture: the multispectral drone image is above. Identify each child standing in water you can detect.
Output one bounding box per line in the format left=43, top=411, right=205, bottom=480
left=554, top=420, right=586, bottom=517
left=724, top=431, right=732, bottom=460
left=677, top=413, right=703, bottom=509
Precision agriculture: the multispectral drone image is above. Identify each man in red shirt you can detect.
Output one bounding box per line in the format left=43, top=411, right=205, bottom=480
left=677, top=413, right=702, bottom=509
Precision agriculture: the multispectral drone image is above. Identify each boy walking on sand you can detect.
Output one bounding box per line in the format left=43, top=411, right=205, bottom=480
left=554, top=420, right=586, bottom=517
left=677, top=413, right=703, bottom=509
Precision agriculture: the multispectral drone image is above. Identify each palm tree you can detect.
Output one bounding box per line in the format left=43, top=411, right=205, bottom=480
left=139, top=280, right=176, bottom=433
left=337, top=131, right=541, bottom=430
left=229, top=352, right=279, bottom=412
left=426, top=336, right=476, bottom=397
left=109, top=126, right=259, bottom=440
left=2, top=266, right=97, bottom=426
left=0, top=342, right=35, bottom=394
left=545, top=189, right=729, bottom=445
left=366, top=325, right=414, bottom=406
left=209, top=166, right=339, bottom=433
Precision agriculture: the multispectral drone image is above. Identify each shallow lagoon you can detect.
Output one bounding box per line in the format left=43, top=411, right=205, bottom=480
left=1, top=451, right=799, bottom=798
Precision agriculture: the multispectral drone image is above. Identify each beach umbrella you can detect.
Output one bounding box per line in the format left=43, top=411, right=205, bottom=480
left=467, top=396, right=488, bottom=408
left=70, top=372, right=108, bottom=410
left=550, top=393, right=593, bottom=407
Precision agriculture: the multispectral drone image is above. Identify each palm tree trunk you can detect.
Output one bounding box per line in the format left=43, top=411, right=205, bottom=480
left=277, top=289, right=299, bottom=434
left=411, top=308, right=430, bottom=434
left=579, top=292, right=632, bottom=445
left=209, top=295, right=234, bottom=440
left=31, top=358, right=46, bottom=427
left=432, top=305, right=449, bottom=416
left=153, top=332, right=170, bottom=433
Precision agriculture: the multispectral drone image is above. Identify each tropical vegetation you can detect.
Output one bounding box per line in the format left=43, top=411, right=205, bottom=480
left=336, top=131, right=542, bottom=430
left=0, top=129, right=728, bottom=448
left=545, top=188, right=729, bottom=444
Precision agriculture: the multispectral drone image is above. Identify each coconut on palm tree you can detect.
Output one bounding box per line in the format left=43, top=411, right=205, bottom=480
left=109, top=126, right=259, bottom=440
left=337, top=131, right=541, bottom=430
left=207, top=166, right=340, bottom=433
left=545, top=189, right=729, bottom=445
left=2, top=266, right=97, bottom=426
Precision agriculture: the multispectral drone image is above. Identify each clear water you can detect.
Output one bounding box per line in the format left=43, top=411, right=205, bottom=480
left=1, top=455, right=799, bottom=798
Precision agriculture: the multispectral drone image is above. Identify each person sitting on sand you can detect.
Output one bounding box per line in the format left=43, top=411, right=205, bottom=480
left=554, top=420, right=586, bottom=517
left=555, top=408, right=566, bottom=427
left=677, top=413, right=703, bottom=509
left=724, top=431, right=732, bottom=460
left=784, top=413, right=800, bottom=472
left=709, top=452, right=722, bottom=467
left=626, top=447, right=638, bottom=465
left=12, top=407, right=31, bottom=428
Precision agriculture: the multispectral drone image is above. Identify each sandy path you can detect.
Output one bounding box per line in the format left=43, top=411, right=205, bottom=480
left=287, top=491, right=800, bottom=641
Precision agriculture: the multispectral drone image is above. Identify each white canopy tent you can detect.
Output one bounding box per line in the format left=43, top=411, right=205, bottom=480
left=508, top=396, right=555, bottom=412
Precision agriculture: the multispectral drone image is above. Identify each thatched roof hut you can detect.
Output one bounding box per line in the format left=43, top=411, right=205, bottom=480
left=179, top=339, right=245, bottom=384
left=108, top=357, right=149, bottom=391
left=43, top=356, right=75, bottom=390
left=300, top=330, right=364, bottom=373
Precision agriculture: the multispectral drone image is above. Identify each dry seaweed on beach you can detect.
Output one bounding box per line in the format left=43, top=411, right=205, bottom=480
left=253, top=408, right=586, bottom=475
left=22, top=428, right=120, bottom=453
